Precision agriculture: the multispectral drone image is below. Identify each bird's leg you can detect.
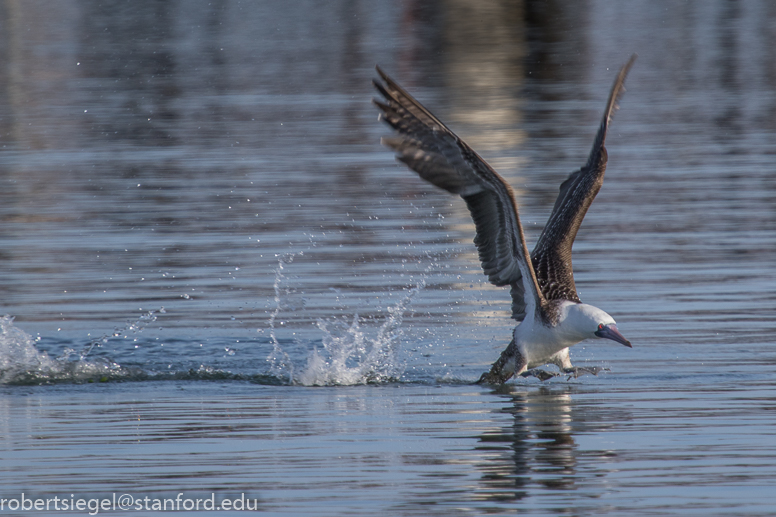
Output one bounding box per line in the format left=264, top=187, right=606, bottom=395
left=563, top=366, right=610, bottom=380
left=476, top=339, right=526, bottom=385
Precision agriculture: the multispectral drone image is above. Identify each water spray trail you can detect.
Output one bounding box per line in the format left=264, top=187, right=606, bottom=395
left=266, top=253, right=299, bottom=381
left=78, top=307, right=166, bottom=360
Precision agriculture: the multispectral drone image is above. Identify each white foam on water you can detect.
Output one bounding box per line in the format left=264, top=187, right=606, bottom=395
left=0, top=315, right=124, bottom=384
left=0, top=308, right=171, bottom=384
left=264, top=250, right=435, bottom=386
left=0, top=315, right=55, bottom=383
left=295, top=280, right=424, bottom=386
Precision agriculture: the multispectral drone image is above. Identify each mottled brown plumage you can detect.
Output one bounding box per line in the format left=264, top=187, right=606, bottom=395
left=518, top=55, right=636, bottom=318
left=373, top=56, right=635, bottom=324
left=373, top=58, right=635, bottom=383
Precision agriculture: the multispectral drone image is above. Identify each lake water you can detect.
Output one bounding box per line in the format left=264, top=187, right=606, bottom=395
left=1, top=1, right=776, bottom=515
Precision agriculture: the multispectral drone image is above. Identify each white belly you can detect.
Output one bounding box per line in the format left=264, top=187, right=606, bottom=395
left=519, top=326, right=575, bottom=368
left=513, top=302, right=590, bottom=368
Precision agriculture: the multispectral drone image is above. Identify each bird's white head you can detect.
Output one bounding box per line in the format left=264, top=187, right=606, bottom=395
left=563, top=303, right=632, bottom=347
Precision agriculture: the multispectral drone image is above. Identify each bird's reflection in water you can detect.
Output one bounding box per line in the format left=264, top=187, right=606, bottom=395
left=475, top=386, right=579, bottom=502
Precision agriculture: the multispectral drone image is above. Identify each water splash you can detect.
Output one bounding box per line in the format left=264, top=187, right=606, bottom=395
left=0, top=316, right=128, bottom=384
left=0, top=306, right=173, bottom=384
left=265, top=253, right=298, bottom=383
left=295, top=280, right=425, bottom=386
left=0, top=316, right=54, bottom=383
left=80, top=308, right=165, bottom=359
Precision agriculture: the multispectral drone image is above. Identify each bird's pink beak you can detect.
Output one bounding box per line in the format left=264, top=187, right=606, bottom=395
left=595, top=324, right=632, bottom=347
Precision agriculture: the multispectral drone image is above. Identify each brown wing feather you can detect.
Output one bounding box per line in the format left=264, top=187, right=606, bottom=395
left=373, top=66, right=544, bottom=318
left=530, top=55, right=636, bottom=304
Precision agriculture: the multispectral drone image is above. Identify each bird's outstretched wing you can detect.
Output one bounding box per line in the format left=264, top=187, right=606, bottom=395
left=373, top=66, right=544, bottom=320
left=527, top=55, right=637, bottom=307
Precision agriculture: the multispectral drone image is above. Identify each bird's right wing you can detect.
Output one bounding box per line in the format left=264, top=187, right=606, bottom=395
left=373, top=66, right=544, bottom=320
left=531, top=55, right=636, bottom=303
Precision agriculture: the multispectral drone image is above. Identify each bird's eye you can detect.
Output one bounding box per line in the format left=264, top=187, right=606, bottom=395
left=597, top=323, right=605, bottom=330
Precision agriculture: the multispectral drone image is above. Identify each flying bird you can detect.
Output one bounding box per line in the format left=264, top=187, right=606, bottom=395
left=373, top=55, right=636, bottom=383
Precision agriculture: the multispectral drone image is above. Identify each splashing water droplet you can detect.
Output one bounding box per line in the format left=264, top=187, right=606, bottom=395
left=265, top=253, right=299, bottom=382
left=296, top=280, right=425, bottom=386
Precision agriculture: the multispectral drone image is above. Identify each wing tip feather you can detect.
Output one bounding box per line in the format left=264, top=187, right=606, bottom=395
left=604, top=54, right=638, bottom=126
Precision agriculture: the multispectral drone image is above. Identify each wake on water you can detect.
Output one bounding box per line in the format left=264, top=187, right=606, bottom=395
left=0, top=315, right=125, bottom=384
left=0, top=256, right=426, bottom=386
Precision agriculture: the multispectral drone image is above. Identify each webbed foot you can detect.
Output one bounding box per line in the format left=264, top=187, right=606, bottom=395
left=520, top=368, right=560, bottom=381
left=476, top=369, right=512, bottom=385
left=563, top=366, right=609, bottom=380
